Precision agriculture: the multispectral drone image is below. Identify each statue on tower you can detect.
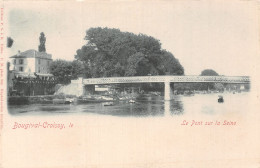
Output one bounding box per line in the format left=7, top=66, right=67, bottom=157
left=38, top=32, right=46, bottom=52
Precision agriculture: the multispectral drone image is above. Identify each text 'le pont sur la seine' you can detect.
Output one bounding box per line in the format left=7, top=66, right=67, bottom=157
left=181, top=120, right=236, bottom=126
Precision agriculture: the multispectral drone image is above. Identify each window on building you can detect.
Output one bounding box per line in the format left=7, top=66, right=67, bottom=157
left=19, top=59, right=23, bottom=64
left=14, top=59, right=16, bottom=65
left=19, top=67, right=23, bottom=72
left=38, top=59, right=41, bottom=64
left=38, top=67, right=41, bottom=73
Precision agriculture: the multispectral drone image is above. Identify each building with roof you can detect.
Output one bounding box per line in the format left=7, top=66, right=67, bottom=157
left=9, top=49, right=53, bottom=78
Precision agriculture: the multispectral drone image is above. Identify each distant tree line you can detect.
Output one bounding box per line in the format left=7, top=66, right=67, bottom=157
left=175, top=69, right=222, bottom=92
left=175, top=69, right=249, bottom=92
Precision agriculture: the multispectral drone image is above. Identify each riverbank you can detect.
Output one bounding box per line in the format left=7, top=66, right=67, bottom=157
left=8, top=95, right=77, bottom=105
left=8, top=91, right=249, bottom=105
left=8, top=94, right=131, bottom=105
left=8, top=95, right=53, bottom=105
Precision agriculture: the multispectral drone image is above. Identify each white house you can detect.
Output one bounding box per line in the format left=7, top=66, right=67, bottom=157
left=10, top=49, right=53, bottom=78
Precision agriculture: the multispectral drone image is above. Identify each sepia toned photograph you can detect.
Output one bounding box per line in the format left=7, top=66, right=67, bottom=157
left=1, top=1, right=260, bottom=168
left=6, top=1, right=251, bottom=117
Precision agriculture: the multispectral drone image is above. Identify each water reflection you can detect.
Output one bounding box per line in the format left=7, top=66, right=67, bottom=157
left=8, top=99, right=184, bottom=117
left=82, top=101, right=182, bottom=117
left=168, top=100, right=184, bottom=116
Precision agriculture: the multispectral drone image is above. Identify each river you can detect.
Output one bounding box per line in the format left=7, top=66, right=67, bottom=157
left=8, top=92, right=250, bottom=117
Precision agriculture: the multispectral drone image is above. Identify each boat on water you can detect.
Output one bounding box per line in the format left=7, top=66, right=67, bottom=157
left=150, top=91, right=161, bottom=96
left=53, top=98, right=74, bottom=104
left=65, top=98, right=74, bottom=104
left=78, top=94, right=116, bottom=103
left=101, top=96, right=114, bottom=101
left=183, top=91, right=195, bottom=96
left=183, top=93, right=195, bottom=97
left=129, top=99, right=136, bottom=103
left=218, top=95, right=224, bottom=103
left=103, top=102, right=114, bottom=106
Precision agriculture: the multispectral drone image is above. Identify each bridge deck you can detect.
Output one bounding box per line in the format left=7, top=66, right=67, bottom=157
left=81, top=75, right=250, bottom=85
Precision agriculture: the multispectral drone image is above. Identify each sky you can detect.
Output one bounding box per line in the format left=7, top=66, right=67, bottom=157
left=5, top=0, right=259, bottom=76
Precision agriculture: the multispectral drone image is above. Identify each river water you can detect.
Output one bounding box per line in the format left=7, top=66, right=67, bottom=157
left=8, top=92, right=250, bottom=117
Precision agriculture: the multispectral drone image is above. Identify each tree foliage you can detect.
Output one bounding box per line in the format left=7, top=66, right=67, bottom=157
left=7, top=37, right=14, bottom=48
left=200, top=69, right=219, bottom=90
left=200, top=69, right=219, bottom=76
left=50, top=59, right=84, bottom=84
left=214, top=83, right=224, bottom=91
left=75, top=27, right=184, bottom=77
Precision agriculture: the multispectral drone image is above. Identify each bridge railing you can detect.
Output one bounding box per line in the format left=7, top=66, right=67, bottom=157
left=168, top=76, right=250, bottom=83
left=81, top=75, right=250, bottom=85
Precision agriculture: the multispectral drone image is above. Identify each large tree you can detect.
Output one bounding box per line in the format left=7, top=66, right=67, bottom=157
left=7, top=37, right=14, bottom=48
left=75, top=27, right=184, bottom=78
left=50, top=60, right=84, bottom=84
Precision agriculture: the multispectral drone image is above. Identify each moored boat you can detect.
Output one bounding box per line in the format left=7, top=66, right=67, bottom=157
left=218, top=95, right=224, bottom=103
left=103, top=102, right=114, bottom=106
left=129, top=99, right=136, bottom=103
left=65, top=98, right=74, bottom=104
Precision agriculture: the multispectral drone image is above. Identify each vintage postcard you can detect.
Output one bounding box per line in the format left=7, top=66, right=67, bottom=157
left=0, top=0, right=260, bottom=168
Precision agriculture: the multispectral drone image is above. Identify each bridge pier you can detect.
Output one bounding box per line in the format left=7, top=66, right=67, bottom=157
left=164, top=82, right=173, bottom=101
left=70, top=77, right=85, bottom=96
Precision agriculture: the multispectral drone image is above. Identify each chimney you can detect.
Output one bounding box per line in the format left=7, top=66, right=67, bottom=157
left=17, top=50, right=21, bottom=56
